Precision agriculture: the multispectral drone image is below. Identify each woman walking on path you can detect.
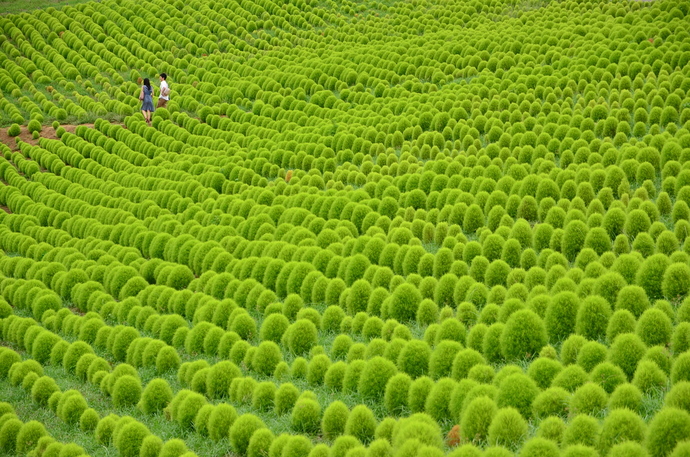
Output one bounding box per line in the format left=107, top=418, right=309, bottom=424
left=140, top=77, right=155, bottom=125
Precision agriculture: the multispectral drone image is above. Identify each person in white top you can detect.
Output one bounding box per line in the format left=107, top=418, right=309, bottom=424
left=157, top=73, right=170, bottom=108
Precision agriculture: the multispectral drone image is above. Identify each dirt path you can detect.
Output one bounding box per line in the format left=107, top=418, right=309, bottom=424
left=0, top=124, right=91, bottom=152
left=0, top=121, right=130, bottom=153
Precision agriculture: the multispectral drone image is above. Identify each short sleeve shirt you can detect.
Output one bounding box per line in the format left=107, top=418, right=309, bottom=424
left=160, top=81, right=169, bottom=100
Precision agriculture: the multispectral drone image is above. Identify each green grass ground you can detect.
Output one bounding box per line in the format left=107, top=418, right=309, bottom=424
left=0, top=0, right=92, bottom=15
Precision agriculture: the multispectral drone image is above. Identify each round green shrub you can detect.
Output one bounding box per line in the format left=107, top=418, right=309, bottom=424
left=358, top=356, right=397, bottom=400
left=260, top=313, right=290, bottom=343
left=562, top=414, right=599, bottom=448
left=636, top=308, right=672, bottom=347
left=30, top=376, right=59, bottom=406
left=196, top=403, right=216, bottom=435
left=15, top=420, right=46, bottom=454
left=80, top=408, right=100, bottom=432
left=647, top=408, right=690, bottom=457
left=609, top=333, right=647, bottom=380
left=570, top=382, right=607, bottom=416
left=331, top=436, right=363, bottom=457
left=608, top=383, right=643, bottom=412
left=663, top=263, right=690, bottom=299
left=94, top=414, right=119, bottom=445
left=251, top=341, right=283, bottom=376
left=424, top=377, right=456, bottom=421
left=112, top=375, right=142, bottom=408
left=177, top=392, right=207, bottom=429
left=6, top=124, right=20, bottom=137
left=590, top=362, right=627, bottom=394
left=632, top=360, right=667, bottom=394
left=208, top=404, right=238, bottom=441
left=544, top=292, right=579, bottom=343
left=460, top=396, right=497, bottom=443
left=532, top=387, right=570, bottom=419
left=275, top=383, right=300, bottom=415
left=384, top=373, right=412, bottom=416
left=247, top=428, right=274, bottom=457
left=269, top=434, right=291, bottom=457
left=500, top=310, right=546, bottom=361
left=450, top=349, right=485, bottom=381
left=139, top=378, right=172, bottom=415
left=526, top=357, right=562, bottom=390
left=58, top=391, right=87, bottom=425
left=495, top=373, right=538, bottom=419
left=322, top=401, right=349, bottom=440
left=397, top=340, right=431, bottom=379
left=427, top=340, right=460, bottom=379
left=324, top=361, right=347, bottom=391
left=288, top=319, right=318, bottom=356
left=536, top=416, right=565, bottom=444
left=291, top=399, right=321, bottom=434
left=156, top=346, right=181, bottom=374
left=0, top=418, right=22, bottom=454
left=636, top=254, right=671, bottom=301
left=159, top=439, right=187, bottom=457
left=230, top=414, right=266, bottom=456
left=615, top=286, right=649, bottom=319
left=139, top=435, right=163, bottom=457
left=114, top=421, right=150, bottom=457
left=608, top=442, right=647, bottom=457
left=345, top=405, right=377, bottom=444
left=62, top=341, right=94, bottom=374
left=672, top=352, right=690, bottom=384
left=575, top=296, right=611, bottom=341
left=487, top=407, right=527, bottom=450
left=598, top=408, right=646, bottom=455
left=206, top=361, right=241, bottom=399
left=606, top=309, right=637, bottom=344
left=391, top=413, right=443, bottom=451
left=388, top=284, right=422, bottom=322
left=408, top=376, right=435, bottom=414
left=252, top=382, right=276, bottom=411
left=666, top=381, right=690, bottom=413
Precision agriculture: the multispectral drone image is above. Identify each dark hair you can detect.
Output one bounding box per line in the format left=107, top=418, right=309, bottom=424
left=160, top=73, right=167, bottom=80
left=143, top=78, right=151, bottom=90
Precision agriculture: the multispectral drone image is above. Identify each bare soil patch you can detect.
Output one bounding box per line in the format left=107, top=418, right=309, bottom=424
left=0, top=123, right=103, bottom=152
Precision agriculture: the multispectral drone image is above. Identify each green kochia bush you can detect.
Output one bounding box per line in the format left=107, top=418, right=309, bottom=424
left=112, top=375, right=142, bottom=407
left=461, top=396, right=497, bottom=443
left=608, top=333, right=647, bottom=380
left=115, top=421, right=150, bottom=457
left=598, top=408, right=646, bottom=455
left=487, top=407, right=527, bottom=450
left=15, top=420, right=47, bottom=455
left=0, top=418, right=22, bottom=454
left=208, top=404, right=238, bottom=441
left=646, top=408, right=690, bottom=457
left=358, top=357, right=397, bottom=400
left=139, top=379, right=173, bottom=415
left=500, top=310, right=546, bottom=361
left=252, top=342, right=283, bottom=376
left=288, top=320, right=318, bottom=356
left=345, top=405, right=377, bottom=444
left=321, top=401, right=349, bottom=440
left=388, top=284, right=422, bottom=322
left=291, top=399, right=321, bottom=434
left=230, top=414, right=266, bottom=456
left=247, top=428, right=274, bottom=457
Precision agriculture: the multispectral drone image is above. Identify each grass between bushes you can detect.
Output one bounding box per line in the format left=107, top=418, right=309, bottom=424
left=0, top=0, right=94, bottom=16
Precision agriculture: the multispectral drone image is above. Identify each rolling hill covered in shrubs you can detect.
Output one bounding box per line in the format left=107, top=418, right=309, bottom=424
left=1, top=0, right=690, bottom=456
